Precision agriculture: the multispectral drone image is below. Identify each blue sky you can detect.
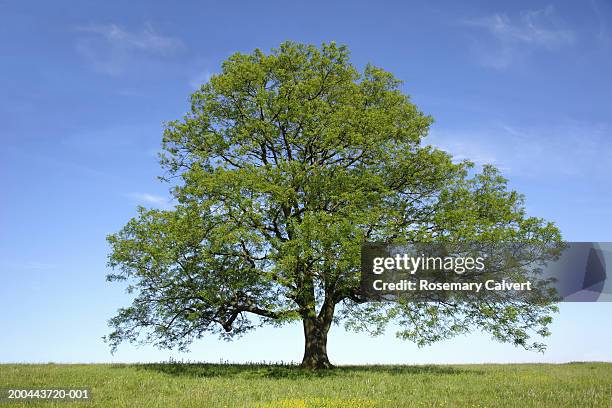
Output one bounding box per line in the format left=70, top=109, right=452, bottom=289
left=1, top=0, right=612, bottom=364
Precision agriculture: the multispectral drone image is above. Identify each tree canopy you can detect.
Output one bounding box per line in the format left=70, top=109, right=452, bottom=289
left=106, top=41, right=561, bottom=368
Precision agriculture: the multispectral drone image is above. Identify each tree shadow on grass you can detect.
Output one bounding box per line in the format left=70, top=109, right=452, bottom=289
left=118, top=363, right=481, bottom=380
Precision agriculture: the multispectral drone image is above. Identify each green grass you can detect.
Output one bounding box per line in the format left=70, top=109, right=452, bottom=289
left=1, top=362, right=611, bottom=407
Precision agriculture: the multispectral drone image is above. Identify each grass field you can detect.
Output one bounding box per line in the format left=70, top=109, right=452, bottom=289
left=1, top=362, right=611, bottom=407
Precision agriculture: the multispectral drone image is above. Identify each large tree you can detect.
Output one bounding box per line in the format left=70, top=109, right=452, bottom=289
left=106, top=42, right=561, bottom=368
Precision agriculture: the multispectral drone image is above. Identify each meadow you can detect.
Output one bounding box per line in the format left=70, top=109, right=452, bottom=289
left=1, top=362, right=611, bottom=407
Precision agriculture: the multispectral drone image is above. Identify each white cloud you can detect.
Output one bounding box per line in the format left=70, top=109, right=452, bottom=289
left=472, top=7, right=574, bottom=48
left=75, top=23, right=185, bottom=75
left=189, top=70, right=214, bottom=90
left=77, top=23, right=183, bottom=54
left=465, top=5, right=575, bottom=69
left=428, top=121, right=612, bottom=179
left=590, top=0, right=611, bottom=49
left=128, top=192, right=173, bottom=209
left=428, top=131, right=502, bottom=169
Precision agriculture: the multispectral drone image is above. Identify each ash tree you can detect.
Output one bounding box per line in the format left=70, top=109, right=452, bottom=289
left=106, top=42, right=561, bottom=368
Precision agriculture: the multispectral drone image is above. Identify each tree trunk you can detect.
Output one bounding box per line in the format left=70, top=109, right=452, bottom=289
left=300, top=317, right=333, bottom=369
